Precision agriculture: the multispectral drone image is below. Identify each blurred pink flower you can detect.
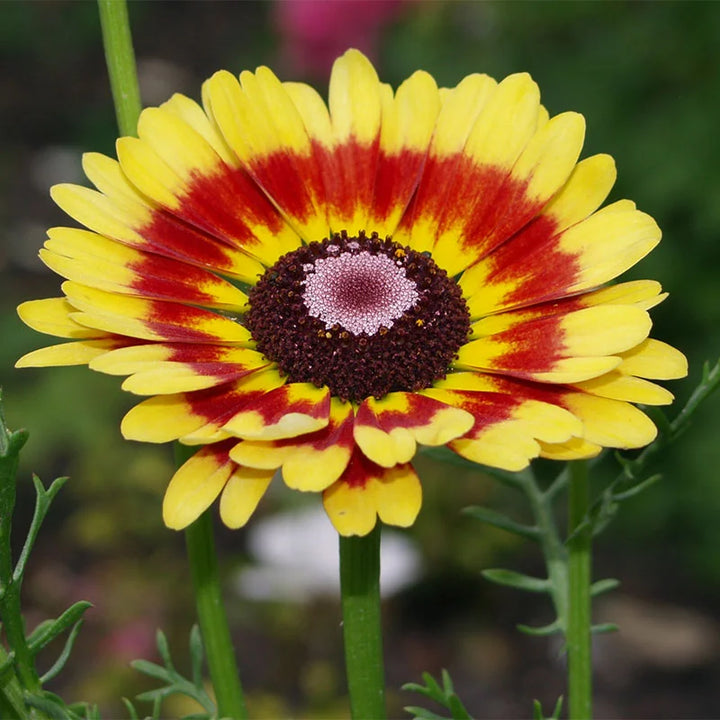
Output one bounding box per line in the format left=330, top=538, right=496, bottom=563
left=99, top=618, right=157, bottom=662
left=275, top=0, right=410, bottom=79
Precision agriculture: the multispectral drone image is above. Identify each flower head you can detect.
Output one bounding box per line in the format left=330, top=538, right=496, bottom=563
left=17, top=50, right=687, bottom=536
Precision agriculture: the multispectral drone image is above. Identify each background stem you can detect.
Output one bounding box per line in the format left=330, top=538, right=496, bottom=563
left=97, top=0, right=141, bottom=136
left=184, top=511, right=247, bottom=720
left=519, top=470, right=568, bottom=629
left=567, top=460, right=593, bottom=719
left=0, top=646, right=27, bottom=720
left=0, top=400, right=39, bottom=698
left=339, top=524, right=386, bottom=720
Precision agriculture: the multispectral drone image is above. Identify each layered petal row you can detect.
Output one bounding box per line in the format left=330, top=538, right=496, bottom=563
left=17, top=49, right=686, bottom=536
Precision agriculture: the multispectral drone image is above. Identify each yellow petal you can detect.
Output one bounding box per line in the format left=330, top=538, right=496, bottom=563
left=560, top=201, right=662, bottom=292
left=400, top=72, right=497, bottom=253
left=283, top=444, right=353, bottom=492
left=431, top=74, right=497, bottom=157
left=16, top=339, right=121, bottom=368
left=161, top=93, right=237, bottom=165
left=450, top=425, right=540, bottom=472
left=18, top=298, right=106, bottom=339
left=538, top=437, right=602, bottom=461
left=372, top=465, right=422, bottom=528
left=329, top=49, right=382, bottom=145
left=137, top=106, right=224, bottom=186
left=51, top=183, right=152, bottom=246
left=541, top=153, right=616, bottom=231
left=121, top=394, right=207, bottom=443
left=323, top=478, right=378, bottom=538
left=222, top=383, right=330, bottom=440
left=559, top=305, right=652, bottom=357
left=230, top=441, right=294, bottom=470
left=573, top=372, right=674, bottom=405
left=163, top=447, right=234, bottom=529
left=219, top=466, right=275, bottom=529
left=562, top=393, right=658, bottom=448
left=618, top=339, right=688, bottom=380
left=116, top=137, right=183, bottom=209
left=463, top=72, right=541, bottom=170
left=580, top=280, right=665, bottom=311
left=510, top=111, right=586, bottom=206
left=353, top=393, right=474, bottom=468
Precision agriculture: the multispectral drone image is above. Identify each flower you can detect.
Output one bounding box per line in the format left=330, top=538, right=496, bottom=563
left=17, top=50, right=687, bottom=537
left=274, top=0, right=410, bottom=79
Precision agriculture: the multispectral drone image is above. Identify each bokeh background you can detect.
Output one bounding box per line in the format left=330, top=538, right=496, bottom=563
left=2, top=1, right=720, bottom=717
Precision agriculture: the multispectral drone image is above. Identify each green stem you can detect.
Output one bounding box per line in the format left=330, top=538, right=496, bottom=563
left=185, top=511, right=247, bottom=720
left=97, top=0, right=142, bottom=136
left=0, top=645, right=26, bottom=720
left=175, top=440, right=246, bottom=720
left=339, top=524, right=386, bottom=720
left=0, top=693, right=21, bottom=720
left=0, top=397, right=39, bottom=699
left=0, top=585, right=37, bottom=696
left=519, top=471, right=568, bottom=630
left=567, top=460, right=592, bottom=720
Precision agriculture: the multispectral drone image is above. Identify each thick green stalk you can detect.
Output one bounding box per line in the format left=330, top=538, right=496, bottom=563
left=339, top=524, right=386, bottom=720
left=567, top=460, right=592, bottom=720
left=97, top=0, right=141, bottom=136
left=184, top=511, right=247, bottom=720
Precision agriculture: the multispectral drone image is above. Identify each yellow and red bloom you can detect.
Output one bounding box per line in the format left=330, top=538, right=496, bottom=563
left=17, top=50, right=687, bottom=536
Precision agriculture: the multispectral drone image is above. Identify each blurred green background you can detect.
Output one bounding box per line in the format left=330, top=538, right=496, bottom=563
left=1, top=1, right=719, bottom=717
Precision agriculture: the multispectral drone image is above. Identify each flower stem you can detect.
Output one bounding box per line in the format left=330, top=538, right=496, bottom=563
left=0, top=396, right=40, bottom=699
left=339, top=524, right=386, bottom=720
left=519, top=469, right=568, bottom=631
left=0, top=646, right=26, bottom=720
left=97, top=0, right=142, bottom=136
left=174, top=443, right=247, bottom=720
left=567, top=460, right=592, bottom=720
left=184, top=511, right=247, bottom=720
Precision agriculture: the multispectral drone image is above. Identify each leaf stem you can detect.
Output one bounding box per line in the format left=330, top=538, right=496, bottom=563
left=339, top=524, right=386, bottom=719
left=0, top=396, right=39, bottom=698
left=518, top=470, right=568, bottom=631
left=0, top=646, right=26, bottom=720
left=184, top=511, right=247, bottom=720
left=97, top=0, right=142, bottom=136
left=567, top=460, right=592, bottom=720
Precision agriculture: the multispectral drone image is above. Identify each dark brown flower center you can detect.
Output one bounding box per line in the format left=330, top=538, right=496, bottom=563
left=245, top=231, right=470, bottom=403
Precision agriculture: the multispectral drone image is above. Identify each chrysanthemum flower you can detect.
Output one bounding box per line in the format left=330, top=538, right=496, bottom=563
left=17, top=50, right=687, bottom=536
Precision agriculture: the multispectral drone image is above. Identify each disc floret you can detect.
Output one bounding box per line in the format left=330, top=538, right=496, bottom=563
left=245, top=231, right=471, bottom=402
